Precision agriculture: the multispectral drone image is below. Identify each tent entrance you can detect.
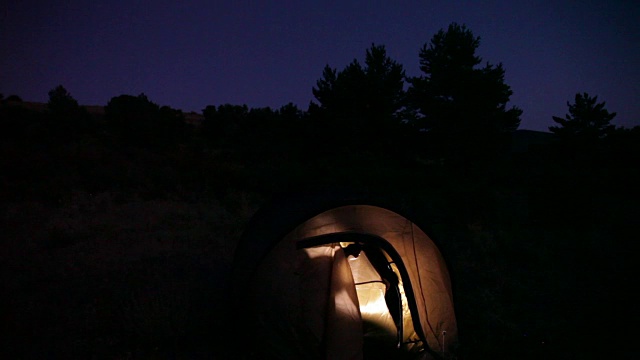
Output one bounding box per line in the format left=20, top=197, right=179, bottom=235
left=297, top=233, right=427, bottom=357
left=344, top=242, right=404, bottom=350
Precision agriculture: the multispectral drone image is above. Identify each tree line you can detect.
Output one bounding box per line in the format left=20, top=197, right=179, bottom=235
left=2, top=23, right=633, bottom=168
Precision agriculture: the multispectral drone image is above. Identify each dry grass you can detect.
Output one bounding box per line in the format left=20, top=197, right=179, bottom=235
left=1, top=190, right=261, bottom=359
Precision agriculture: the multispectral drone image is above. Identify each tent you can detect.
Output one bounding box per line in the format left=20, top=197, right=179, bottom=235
left=230, top=190, right=458, bottom=359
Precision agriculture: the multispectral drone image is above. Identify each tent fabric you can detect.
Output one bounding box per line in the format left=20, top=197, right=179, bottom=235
left=325, top=246, right=364, bottom=359
left=233, top=199, right=457, bottom=359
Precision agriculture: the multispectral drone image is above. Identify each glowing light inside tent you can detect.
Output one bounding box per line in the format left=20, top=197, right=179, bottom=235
left=347, top=251, right=398, bottom=340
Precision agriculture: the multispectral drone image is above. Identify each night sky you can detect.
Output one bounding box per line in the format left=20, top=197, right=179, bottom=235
left=2, top=1, right=639, bottom=132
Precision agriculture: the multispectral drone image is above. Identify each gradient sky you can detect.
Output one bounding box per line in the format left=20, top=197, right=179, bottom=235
left=2, top=1, right=639, bottom=132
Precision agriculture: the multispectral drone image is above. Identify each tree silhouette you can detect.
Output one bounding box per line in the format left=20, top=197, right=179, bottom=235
left=45, top=85, right=94, bottom=140
left=0, top=95, right=43, bottom=143
left=201, top=104, right=249, bottom=146
left=5, top=94, right=23, bottom=103
left=276, top=102, right=306, bottom=124
left=310, top=44, right=406, bottom=142
left=549, top=92, right=616, bottom=141
left=106, top=93, right=158, bottom=142
left=105, top=93, right=185, bottom=147
left=47, top=85, right=80, bottom=115
left=407, top=23, right=522, bottom=163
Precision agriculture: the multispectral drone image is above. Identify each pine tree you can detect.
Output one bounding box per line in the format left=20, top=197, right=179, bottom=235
left=310, top=44, right=406, bottom=136
left=549, top=92, right=616, bottom=140
left=407, top=23, right=522, bottom=162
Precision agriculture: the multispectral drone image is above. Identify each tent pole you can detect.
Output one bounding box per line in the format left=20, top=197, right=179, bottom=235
left=441, top=331, right=446, bottom=358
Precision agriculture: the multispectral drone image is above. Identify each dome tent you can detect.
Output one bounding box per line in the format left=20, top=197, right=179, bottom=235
left=230, top=189, right=458, bottom=359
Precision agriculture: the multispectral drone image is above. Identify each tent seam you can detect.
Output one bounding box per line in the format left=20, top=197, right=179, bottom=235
left=410, top=221, right=439, bottom=350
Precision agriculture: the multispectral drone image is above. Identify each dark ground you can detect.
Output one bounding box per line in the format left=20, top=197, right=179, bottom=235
left=1, top=103, right=637, bottom=359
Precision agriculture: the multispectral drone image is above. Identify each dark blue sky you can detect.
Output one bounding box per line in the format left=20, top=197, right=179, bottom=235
left=2, top=1, right=639, bottom=131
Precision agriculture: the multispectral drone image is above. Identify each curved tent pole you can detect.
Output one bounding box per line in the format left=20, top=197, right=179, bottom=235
left=296, top=231, right=442, bottom=359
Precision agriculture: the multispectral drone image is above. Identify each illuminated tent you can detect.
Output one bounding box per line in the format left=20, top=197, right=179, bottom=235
left=231, top=191, right=458, bottom=359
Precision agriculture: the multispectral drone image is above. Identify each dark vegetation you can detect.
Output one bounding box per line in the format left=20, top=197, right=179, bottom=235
left=1, top=23, right=637, bottom=359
